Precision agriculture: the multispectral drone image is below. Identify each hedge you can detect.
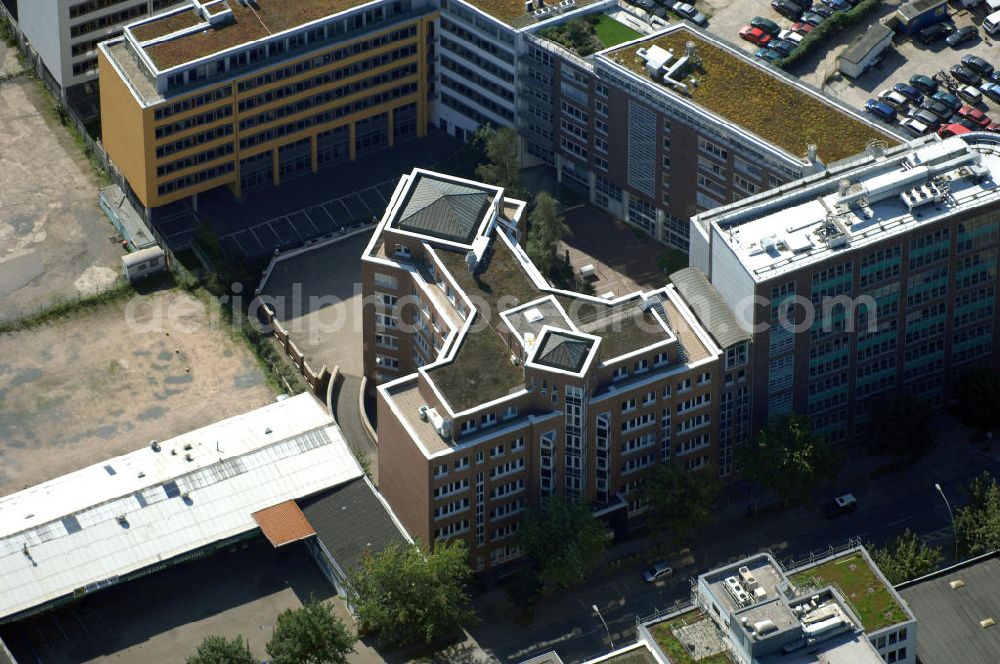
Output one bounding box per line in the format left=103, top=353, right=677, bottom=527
left=778, top=0, right=883, bottom=70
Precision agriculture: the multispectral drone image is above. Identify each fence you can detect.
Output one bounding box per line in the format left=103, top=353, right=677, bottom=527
left=259, top=303, right=332, bottom=399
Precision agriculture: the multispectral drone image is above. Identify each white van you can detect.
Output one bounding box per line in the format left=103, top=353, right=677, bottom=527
left=986, top=9, right=1000, bottom=35
left=988, top=0, right=1000, bottom=12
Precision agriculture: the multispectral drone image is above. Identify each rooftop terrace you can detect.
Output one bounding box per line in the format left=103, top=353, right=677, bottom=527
left=790, top=552, right=909, bottom=632
left=603, top=26, right=897, bottom=164
left=704, top=135, right=1000, bottom=282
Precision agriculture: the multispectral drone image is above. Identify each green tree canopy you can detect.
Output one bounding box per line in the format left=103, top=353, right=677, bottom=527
left=866, top=394, right=936, bottom=461
left=346, top=540, right=477, bottom=647
left=517, top=496, right=608, bottom=587
left=642, top=461, right=719, bottom=544
left=265, top=600, right=355, bottom=664
left=955, top=471, right=1000, bottom=556
left=738, top=413, right=839, bottom=505
left=474, top=126, right=520, bottom=192
left=186, top=635, right=256, bottom=664
left=951, top=368, right=1000, bottom=434
left=525, top=192, right=570, bottom=279
left=870, top=529, right=943, bottom=584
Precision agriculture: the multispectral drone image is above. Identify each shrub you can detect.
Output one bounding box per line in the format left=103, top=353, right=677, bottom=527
left=778, top=0, right=882, bottom=70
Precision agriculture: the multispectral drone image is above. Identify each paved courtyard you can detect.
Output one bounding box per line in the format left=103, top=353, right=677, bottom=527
left=0, top=287, right=273, bottom=496
left=0, top=74, right=123, bottom=323
left=560, top=206, right=679, bottom=297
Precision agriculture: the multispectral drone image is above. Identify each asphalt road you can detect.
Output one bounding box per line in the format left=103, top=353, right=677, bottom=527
left=471, top=440, right=1000, bottom=663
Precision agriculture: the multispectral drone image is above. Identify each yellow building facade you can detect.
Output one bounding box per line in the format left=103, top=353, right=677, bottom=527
left=99, top=3, right=435, bottom=210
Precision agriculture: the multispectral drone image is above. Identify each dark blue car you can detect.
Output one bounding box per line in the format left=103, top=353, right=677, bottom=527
left=893, top=82, right=924, bottom=106
left=865, top=99, right=897, bottom=123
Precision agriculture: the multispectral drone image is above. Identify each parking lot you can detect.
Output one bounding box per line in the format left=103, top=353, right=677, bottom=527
left=152, top=131, right=461, bottom=261
left=0, top=539, right=347, bottom=664
left=826, top=5, right=1000, bottom=116
left=0, top=74, right=124, bottom=324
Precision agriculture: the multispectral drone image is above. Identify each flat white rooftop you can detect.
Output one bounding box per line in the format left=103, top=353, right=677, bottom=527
left=0, top=393, right=362, bottom=622
left=705, top=135, right=1000, bottom=282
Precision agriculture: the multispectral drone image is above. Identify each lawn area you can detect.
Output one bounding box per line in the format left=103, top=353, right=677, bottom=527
left=605, top=26, right=897, bottom=163
left=789, top=553, right=909, bottom=631
left=593, top=14, right=643, bottom=48
left=647, top=610, right=734, bottom=664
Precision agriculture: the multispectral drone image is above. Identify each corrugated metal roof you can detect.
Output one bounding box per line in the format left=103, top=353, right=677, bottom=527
left=670, top=267, right=751, bottom=349
left=253, top=500, right=316, bottom=547
left=0, top=393, right=363, bottom=622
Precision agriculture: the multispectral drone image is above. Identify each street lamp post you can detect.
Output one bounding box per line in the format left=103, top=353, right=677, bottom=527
left=592, top=604, right=614, bottom=650
left=934, top=483, right=958, bottom=561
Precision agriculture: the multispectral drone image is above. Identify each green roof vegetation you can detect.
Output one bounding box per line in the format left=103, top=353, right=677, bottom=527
left=540, top=14, right=642, bottom=56
left=593, top=14, right=643, bottom=47
left=790, top=553, right=909, bottom=632
left=130, top=9, right=200, bottom=42
left=648, top=610, right=734, bottom=664
left=605, top=27, right=896, bottom=163
left=429, top=241, right=540, bottom=411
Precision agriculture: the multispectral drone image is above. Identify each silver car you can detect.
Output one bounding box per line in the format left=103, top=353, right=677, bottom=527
left=671, top=1, right=708, bottom=26
left=644, top=561, right=674, bottom=582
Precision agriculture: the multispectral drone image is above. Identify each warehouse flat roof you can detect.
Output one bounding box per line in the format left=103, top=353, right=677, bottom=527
left=897, top=553, right=1000, bottom=664
left=0, top=393, right=362, bottom=623
left=602, top=24, right=901, bottom=164
left=699, top=135, right=1000, bottom=282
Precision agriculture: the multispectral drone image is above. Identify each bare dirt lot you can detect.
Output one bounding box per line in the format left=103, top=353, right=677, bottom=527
left=0, top=73, right=123, bottom=324
left=0, top=287, right=273, bottom=496
left=0, top=41, right=21, bottom=78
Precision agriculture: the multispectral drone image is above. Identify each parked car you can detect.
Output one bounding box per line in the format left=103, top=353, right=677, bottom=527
left=756, top=46, right=784, bottom=63
left=980, top=81, right=1000, bottom=102
left=985, top=122, right=1000, bottom=133
left=958, top=104, right=991, bottom=127
left=671, top=2, right=708, bottom=26
left=768, top=39, right=798, bottom=57
left=865, top=99, right=897, bottom=123
left=989, top=71, right=1000, bottom=84
left=750, top=15, right=781, bottom=35
left=918, top=22, right=954, bottom=45
left=824, top=494, right=858, bottom=518
left=821, top=0, right=851, bottom=10
left=778, top=29, right=805, bottom=44
left=920, top=99, right=954, bottom=121
left=740, top=25, right=774, bottom=45
left=893, top=82, right=924, bottom=105
left=772, top=0, right=805, bottom=20
left=938, top=122, right=973, bottom=137
left=958, top=84, right=983, bottom=105
left=878, top=89, right=910, bottom=109
left=800, top=11, right=827, bottom=25
left=932, top=91, right=962, bottom=113
left=956, top=117, right=982, bottom=130
left=899, top=117, right=932, bottom=137
left=910, top=108, right=943, bottom=129
left=947, top=25, right=979, bottom=47
left=808, top=3, right=835, bottom=17
left=962, top=54, right=995, bottom=77
left=644, top=561, right=674, bottom=582
left=790, top=20, right=815, bottom=34
left=909, top=74, right=938, bottom=95
left=786, top=0, right=813, bottom=8
left=951, top=64, right=982, bottom=86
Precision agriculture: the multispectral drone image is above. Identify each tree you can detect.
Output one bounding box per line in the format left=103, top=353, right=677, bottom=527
left=955, top=471, right=1000, bottom=556
left=870, top=529, right=943, bottom=584
left=738, top=413, right=839, bottom=506
left=642, top=462, right=719, bottom=544
left=525, top=192, right=570, bottom=279
left=265, top=600, right=355, bottom=664
left=187, top=635, right=256, bottom=664
left=867, top=394, right=936, bottom=461
left=517, top=496, right=608, bottom=587
left=474, top=126, right=520, bottom=192
left=951, top=368, right=1000, bottom=435
left=346, top=540, right=477, bottom=647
